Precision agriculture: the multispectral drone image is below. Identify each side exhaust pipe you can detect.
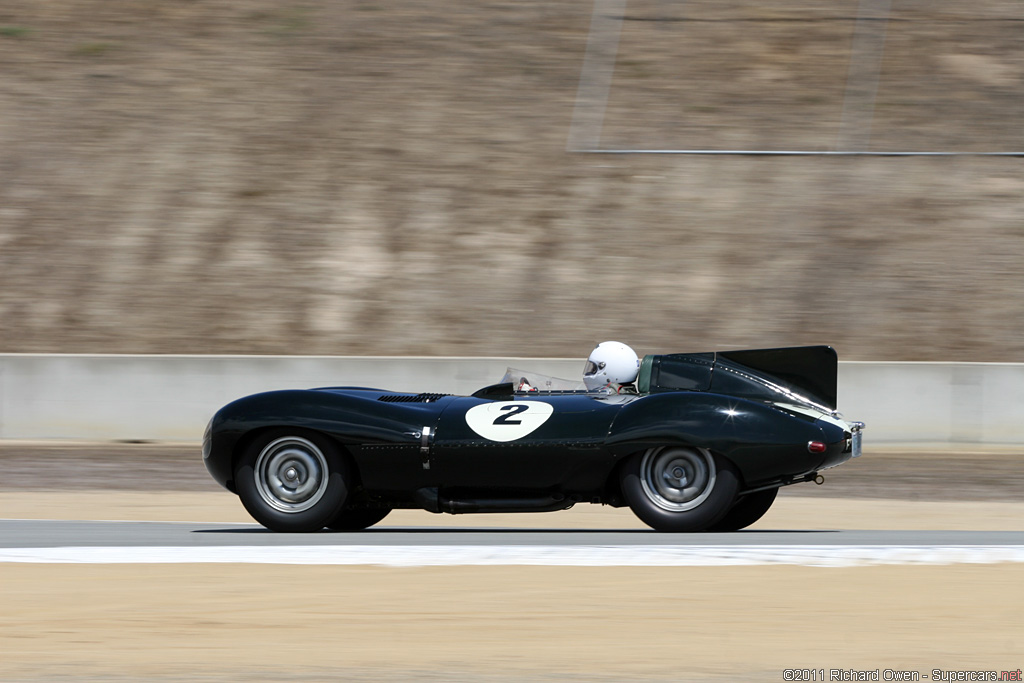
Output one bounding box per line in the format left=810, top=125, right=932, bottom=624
left=412, top=487, right=574, bottom=514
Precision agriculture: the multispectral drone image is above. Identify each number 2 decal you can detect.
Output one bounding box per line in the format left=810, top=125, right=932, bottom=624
left=493, top=404, right=529, bottom=425
left=465, top=401, right=554, bottom=442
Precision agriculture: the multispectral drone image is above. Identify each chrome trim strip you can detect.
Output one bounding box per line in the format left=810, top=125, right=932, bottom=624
left=420, top=426, right=432, bottom=470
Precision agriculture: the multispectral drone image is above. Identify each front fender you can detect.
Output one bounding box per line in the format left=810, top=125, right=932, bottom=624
left=606, top=392, right=828, bottom=485
left=203, top=389, right=441, bottom=492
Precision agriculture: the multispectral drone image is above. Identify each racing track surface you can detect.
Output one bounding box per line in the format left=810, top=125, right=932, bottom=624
left=3, top=520, right=1024, bottom=566
left=5, top=519, right=1024, bottom=548
left=2, top=444, right=1023, bottom=566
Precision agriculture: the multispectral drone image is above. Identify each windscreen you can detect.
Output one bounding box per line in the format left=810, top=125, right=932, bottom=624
left=500, top=368, right=588, bottom=392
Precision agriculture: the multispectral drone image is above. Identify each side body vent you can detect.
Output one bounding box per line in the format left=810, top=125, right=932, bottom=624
left=378, top=393, right=450, bottom=403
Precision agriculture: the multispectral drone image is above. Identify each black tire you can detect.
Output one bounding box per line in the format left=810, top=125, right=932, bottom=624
left=706, top=487, right=778, bottom=532
left=620, top=446, right=739, bottom=532
left=235, top=429, right=350, bottom=532
left=327, top=507, right=392, bottom=531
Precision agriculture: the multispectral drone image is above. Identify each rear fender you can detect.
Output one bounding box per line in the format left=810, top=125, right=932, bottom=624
left=606, top=393, right=826, bottom=484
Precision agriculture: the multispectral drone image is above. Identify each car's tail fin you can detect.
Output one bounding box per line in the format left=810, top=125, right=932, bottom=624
left=716, top=345, right=838, bottom=411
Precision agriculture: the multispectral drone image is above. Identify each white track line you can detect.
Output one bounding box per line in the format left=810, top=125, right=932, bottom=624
left=3, top=545, right=1024, bottom=566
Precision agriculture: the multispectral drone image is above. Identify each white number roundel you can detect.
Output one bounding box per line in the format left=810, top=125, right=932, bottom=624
left=465, top=401, right=554, bottom=442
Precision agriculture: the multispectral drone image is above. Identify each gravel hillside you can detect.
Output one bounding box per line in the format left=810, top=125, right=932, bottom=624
left=1, top=0, right=1022, bottom=359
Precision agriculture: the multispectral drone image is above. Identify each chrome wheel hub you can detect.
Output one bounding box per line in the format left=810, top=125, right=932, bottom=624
left=639, top=446, right=716, bottom=512
left=254, top=436, right=329, bottom=513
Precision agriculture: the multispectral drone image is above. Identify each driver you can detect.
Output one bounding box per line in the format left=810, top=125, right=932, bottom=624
left=583, top=341, right=640, bottom=394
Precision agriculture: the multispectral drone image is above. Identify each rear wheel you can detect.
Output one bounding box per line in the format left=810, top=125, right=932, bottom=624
left=620, top=446, right=739, bottom=532
left=327, top=508, right=392, bottom=531
left=235, top=430, right=350, bottom=532
left=707, top=487, right=779, bottom=532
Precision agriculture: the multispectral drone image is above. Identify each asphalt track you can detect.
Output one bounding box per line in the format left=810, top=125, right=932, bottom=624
left=3, top=445, right=1022, bottom=566
left=3, top=519, right=1024, bottom=548
left=3, top=520, right=1024, bottom=566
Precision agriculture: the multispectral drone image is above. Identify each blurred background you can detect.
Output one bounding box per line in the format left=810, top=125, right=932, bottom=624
left=1, top=0, right=1022, bottom=360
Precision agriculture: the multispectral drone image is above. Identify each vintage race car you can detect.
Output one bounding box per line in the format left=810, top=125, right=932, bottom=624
left=203, top=345, right=863, bottom=532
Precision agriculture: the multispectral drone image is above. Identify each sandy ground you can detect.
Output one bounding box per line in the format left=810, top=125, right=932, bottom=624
left=2, top=494, right=1023, bottom=682
left=2, top=445, right=1022, bottom=681
left=2, top=561, right=1023, bottom=682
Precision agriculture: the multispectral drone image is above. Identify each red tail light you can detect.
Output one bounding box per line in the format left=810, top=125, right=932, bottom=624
left=807, top=441, right=827, bottom=453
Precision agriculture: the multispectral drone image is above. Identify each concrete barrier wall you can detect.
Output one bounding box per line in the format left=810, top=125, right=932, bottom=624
left=1, top=355, right=1022, bottom=444
left=838, top=361, right=1024, bottom=445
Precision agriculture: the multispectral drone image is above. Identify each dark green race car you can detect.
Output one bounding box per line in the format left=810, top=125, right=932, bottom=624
left=204, top=345, right=863, bottom=532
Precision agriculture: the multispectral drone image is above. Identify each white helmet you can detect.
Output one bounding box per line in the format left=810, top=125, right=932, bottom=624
left=583, top=341, right=640, bottom=391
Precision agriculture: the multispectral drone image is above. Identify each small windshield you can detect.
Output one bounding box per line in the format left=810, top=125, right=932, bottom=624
left=500, top=368, right=588, bottom=393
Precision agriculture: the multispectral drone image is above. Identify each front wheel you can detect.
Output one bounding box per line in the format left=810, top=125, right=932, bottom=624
left=235, top=430, right=350, bottom=532
left=620, top=446, right=739, bottom=532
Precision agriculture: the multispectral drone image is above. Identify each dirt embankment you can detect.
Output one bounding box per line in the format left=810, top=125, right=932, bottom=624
left=1, top=1, right=1023, bottom=359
